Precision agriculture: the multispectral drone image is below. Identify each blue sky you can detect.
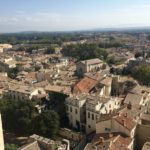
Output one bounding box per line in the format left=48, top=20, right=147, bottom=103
left=0, top=0, right=150, bottom=32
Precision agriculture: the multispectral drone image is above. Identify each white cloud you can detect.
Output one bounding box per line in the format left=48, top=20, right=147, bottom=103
left=0, top=4, right=150, bottom=32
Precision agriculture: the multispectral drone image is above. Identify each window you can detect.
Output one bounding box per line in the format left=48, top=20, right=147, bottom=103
left=92, top=114, right=94, bottom=120
left=88, top=125, right=91, bottom=128
left=70, top=107, right=72, bottom=112
left=105, top=128, right=110, bottom=131
left=66, top=105, right=68, bottom=111
left=75, top=109, right=78, bottom=114
left=88, top=112, right=90, bottom=118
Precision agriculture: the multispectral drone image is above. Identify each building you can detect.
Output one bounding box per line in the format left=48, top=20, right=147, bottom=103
left=134, top=102, right=150, bottom=150
left=142, top=141, right=150, bottom=150
left=99, top=77, right=112, bottom=97
left=76, top=58, right=103, bottom=76
left=73, top=77, right=97, bottom=94
left=86, top=96, right=123, bottom=134
left=0, top=44, right=12, bottom=53
left=66, top=94, right=123, bottom=134
left=96, top=114, right=136, bottom=138
left=0, top=114, right=4, bottom=150
left=124, top=85, right=150, bottom=107
left=57, top=57, right=69, bottom=67
left=6, top=85, right=46, bottom=101
left=109, top=135, right=133, bottom=150
left=73, top=76, right=112, bottom=97
left=66, top=94, right=87, bottom=131
left=84, top=133, right=133, bottom=150
left=0, top=57, right=16, bottom=71
left=18, top=134, right=70, bottom=150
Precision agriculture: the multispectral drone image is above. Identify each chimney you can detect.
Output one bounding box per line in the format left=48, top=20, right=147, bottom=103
left=124, top=121, right=126, bottom=127
left=124, top=113, right=127, bottom=117
left=109, top=133, right=113, bottom=138
left=99, top=137, right=104, bottom=143
left=127, top=102, right=132, bottom=109
left=118, top=113, right=122, bottom=117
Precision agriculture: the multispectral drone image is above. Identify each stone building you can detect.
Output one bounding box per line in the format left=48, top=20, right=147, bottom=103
left=66, top=94, right=123, bottom=134
left=0, top=57, right=16, bottom=71
left=96, top=114, right=136, bottom=137
left=86, top=96, right=123, bottom=134
left=0, top=114, right=4, bottom=150
left=18, top=134, right=69, bottom=150
left=0, top=44, right=12, bottom=53
left=5, top=85, right=46, bottom=101
left=65, top=94, right=87, bottom=131
left=76, top=58, right=103, bottom=76
left=135, top=102, right=150, bottom=150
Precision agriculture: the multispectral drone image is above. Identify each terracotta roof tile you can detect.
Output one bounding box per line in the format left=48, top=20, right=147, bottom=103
left=113, top=115, right=136, bottom=131
left=110, top=135, right=132, bottom=150
left=74, top=77, right=97, bottom=93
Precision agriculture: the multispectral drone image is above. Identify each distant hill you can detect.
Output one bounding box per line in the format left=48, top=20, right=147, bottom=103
left=1, top=26, right=150, bottom=35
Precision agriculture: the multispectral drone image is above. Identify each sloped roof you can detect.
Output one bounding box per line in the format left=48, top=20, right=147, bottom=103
left=81, top=58, right=102, bottom=65
left=110, top=135, right=132, bottom=150
left=124, top=93, right=143, bottom=105
left=74, top=77, right=97, bottom=93
left=18, top=141, right=44, bottom=150
left=100, top=77, right=112, bottom=86
left=113, top=115, right=136, bottom=131
left=130, top=85, right=150, bottom=94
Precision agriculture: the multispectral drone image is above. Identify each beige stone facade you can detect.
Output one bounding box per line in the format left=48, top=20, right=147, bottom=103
left=76, top=58, right=103, bottom=76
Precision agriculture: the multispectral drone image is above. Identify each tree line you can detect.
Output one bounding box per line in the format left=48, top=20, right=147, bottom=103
left=62, top=43, right=108, bottom=61
left=131, top=65, right=150, bottom=86
left=0, top=98, right=59, bottom=138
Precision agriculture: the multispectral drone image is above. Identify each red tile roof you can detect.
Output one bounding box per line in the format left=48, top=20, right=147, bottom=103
left=74, top=77, right=97, bottom=93
left=110, top=135, right=132, bottom=150
left=25, top=72, right=36, bottom=79
left=113, top=115, right=136, bottom=131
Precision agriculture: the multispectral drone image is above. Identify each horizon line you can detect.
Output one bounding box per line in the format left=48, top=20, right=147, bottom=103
left=1, top=26, right=150, bottom=34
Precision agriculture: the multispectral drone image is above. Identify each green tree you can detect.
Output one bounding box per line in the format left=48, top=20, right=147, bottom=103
left=94, top=48, right=108, bottom=60
left=7, top=64, right=23, bottom=79
left=5, top=143, right=18, bottom=150
left=45, top=47, right=55, bottom=54
left=17, top=46, right=26, bottom=51
left=131, top=65, right=150, bottom=85
left=62, top=43, right=108, bottom=61
left=33, top=110, right=59, bottom=138
left=135, top=52, right=144, bottom=58
left=0, top=99, right=37, bottom=135
left=147, top=35, right=150, bottom=40
left=49, top=93, right=69, bottom=128
left=0, top=98, right=60, bottom=137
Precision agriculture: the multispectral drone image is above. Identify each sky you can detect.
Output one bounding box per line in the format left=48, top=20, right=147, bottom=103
left=0, top=0, right=150, bottom=33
